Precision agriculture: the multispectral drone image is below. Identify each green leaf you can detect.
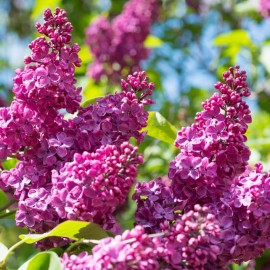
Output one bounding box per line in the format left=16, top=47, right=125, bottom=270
left=144, top=35, right=163, bottom=48
left=82, top=79, right=105, bottom=104
left=78, top=45, right=93, bottom=64
left=141, top=111, right=178, bottom=145
left=31, top=0, right=62, bottom=20
left=76, top=45, right=93, bottom=75
left=0, top=243, right=8, bottom=262
left=213, top=30, right=252, bottom=47
left=0, top=190, right=8, bottom=207
left=2, top=158, right=18, bottom=170
left=230, top=262, right=250, bottom=270
left=19, top=221, right=109, bottom=244
left=81, top=96, right=103, bottom=108
left=18, top=252, right=62, bottom=270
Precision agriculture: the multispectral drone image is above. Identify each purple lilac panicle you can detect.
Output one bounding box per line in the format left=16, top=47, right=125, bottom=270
left=224, top=163, right=270, bottom=263
left=51, top=142, right=142, bottom=232
left=61, top=252, right=92, bottom=270
left=74, top=71, right=155, bottom=150
left=169, top=66, right=251, bottom=206
left=85, top=0, right=159, bottom=82
left=202, top=163, right=270, bottom=266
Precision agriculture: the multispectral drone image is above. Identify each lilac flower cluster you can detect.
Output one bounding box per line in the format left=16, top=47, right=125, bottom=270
left=85, top=0, right=159, bottom=83
left=51, top=142, right=142, bottom=232
left=159, top=204, right=221, bottom=269
left=132, top=177, right=182, bottom=233
left=62, top=252, right=92, bottom=270
left=0, top=8, right=155, bottom=246
left=220, top=163, right=270, bottom=263
left=61, top=205, right=222, bottom=269
left=259, top=0, right=270, bottom=17
left=169, top=66, right=251, bottom=206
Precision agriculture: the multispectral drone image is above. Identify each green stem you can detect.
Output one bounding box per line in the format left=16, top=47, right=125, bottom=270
left=66, top=239, right=99, bottom=253
left=0, top=210, right=16, bottom=219
left=0, top=239, right=26, bottom=267
left=0, top=199, right=16, bottom=212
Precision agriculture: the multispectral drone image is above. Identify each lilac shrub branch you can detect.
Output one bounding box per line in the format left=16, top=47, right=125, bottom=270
left=1, top=6, right=269, bottom=270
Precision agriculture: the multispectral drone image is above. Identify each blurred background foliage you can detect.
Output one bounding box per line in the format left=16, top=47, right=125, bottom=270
left=1, top=0, right=270, bottom=269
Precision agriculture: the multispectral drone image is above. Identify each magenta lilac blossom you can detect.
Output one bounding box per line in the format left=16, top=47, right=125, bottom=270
left=85, top=0, right=159, bottom=82
left=159, top=205, right=222, bottom=270
left=169, top=66, right=251, bottom=206
left=51, top=142, right=142, bottom=232
left=133, top=177, right=182, bottom=233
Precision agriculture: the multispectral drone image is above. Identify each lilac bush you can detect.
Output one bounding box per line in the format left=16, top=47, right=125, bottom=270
left=1, top=6, right=270, bottom=270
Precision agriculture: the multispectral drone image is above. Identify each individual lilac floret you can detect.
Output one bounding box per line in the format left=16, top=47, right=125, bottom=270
left=133, top=177, right=182, bottom=233
left=85, top=0, right=159, bottom=83
left=259, top=0, right=270, bottom=17
left=159, top=204, right=222, bottom=270
left=169, top=66, right=251, bottom=206
left=51, top=142, right=142, bottom=233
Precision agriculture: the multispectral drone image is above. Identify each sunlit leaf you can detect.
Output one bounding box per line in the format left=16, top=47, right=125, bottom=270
left=18, top=252, right=62, bottom=270
left=230, top=262, right=250, bottom=270
left=144, top=35, right=163, bottom=48
left=78, top=45, right=93, bottom=64
left=0, top=190, right=8, bottom=207
left=82, top=79, right=105, bottom=103
left=141, top=111, right=178, bottom=145
left=81, top=96, right=103, bottom=108
left=19, top=221, right=109, bottom=244
left=214, top=30, right=252, bottom=47
left=2, top=158, right=18, bottom=171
